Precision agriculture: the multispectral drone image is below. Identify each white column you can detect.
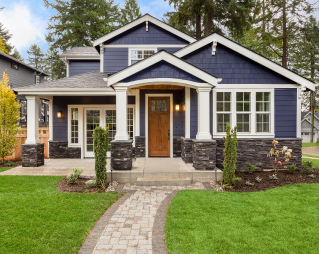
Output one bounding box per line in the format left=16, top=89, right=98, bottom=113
left=297, top=87, right=303, bottom=138
left=49, top=98, right=53, bottom=141
left=185, top=87, right=191, bottom=138
left=100, top=43, right=104, bottom=73
left=25, top=95, right=40, bottom=144
left=196, top=87, right=212, bottom=140
left=115, top=87, right=129, bottom=140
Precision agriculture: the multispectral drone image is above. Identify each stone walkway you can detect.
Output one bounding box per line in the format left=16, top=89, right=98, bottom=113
left=79, top=183, right=206, bottom=254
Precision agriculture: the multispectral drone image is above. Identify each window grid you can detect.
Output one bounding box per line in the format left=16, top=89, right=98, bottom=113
left=131, top=49, right=155, bottom=64
left=216, top=92, right=231, bottom=132
left=236, top=92, right=251, bottom=133
left=127, top=108, right=134, bottom=140
left=106, top=109, right=116, bottom=144
left=256, top=92, right=271, bottom=133
left=71, top=108, right=79, bottom=144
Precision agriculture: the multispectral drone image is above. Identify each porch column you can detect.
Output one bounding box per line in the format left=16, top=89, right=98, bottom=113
left=185, top=87, right=190, bottom=138
left=49, top=98, right=53, bottom=141
left=196, top=87, right=212, bottom=140
left=115, top=87, right=129, bottom=140
left=25, top=95, right=40, bottom=144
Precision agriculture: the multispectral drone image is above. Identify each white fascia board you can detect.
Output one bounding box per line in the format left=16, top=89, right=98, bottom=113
left=215, top=84, right=299, bottom=89
left=108, top=51, right=219, bottom=87
left=175, top=33, right=315, bottom=91
left=302, top=118, right=319, bottom=130
left=59, top=55, right=100, bottom=60
left=104, top=44, right=187, bottom=48
left=93, top=15, right=196, bottom=47
left=15, top=88, right=115, bottom=96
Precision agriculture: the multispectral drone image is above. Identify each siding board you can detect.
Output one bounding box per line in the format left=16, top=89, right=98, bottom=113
left=69, top=60, right=100, bottom=76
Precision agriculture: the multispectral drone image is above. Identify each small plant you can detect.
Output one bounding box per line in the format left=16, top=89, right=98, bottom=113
left=286, top=164, right=297, bottom=174
left=4, top=160, right=14, bottom=167
left=85, top=180, right=96, bottom=188
left=267, top=141, right=292, bottom=173
left=233, top=177, right=242, bottom=187
left=308, top=174, right=316, bottom=179
left=246, top=163, right=256, bottom=173
left=245, top=181, right=254, bottom=186
left=255, top=176, right=262, bottom=183
left=269, top=174, right=278, bottom=180
left=72, top=167, right=83, bottom=176
left=67, top=173, right=78, bottom=184
left=84, top=190, right=89, bottom=193
left=303, top=160, right=313, bottom=172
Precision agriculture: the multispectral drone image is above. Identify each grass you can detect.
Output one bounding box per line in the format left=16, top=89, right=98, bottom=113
left=0, top=167, right=13, bottom=173
left=302, top=158, right=319, bottom=168
left=166, top=184, right=319, bottom=254
left=302, top=154, right=319, bottom=159
left=302, top=142, right=319, bottom=147
left=0, top=176, right=120, bottom=254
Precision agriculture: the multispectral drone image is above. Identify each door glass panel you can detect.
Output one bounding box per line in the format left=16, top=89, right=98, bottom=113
left=151, top=100, right=156, bottom=112
left=156, top=100, right=161, bottom=111
left=161, top=100, right=167, bottom=112
left=86, top=110, right=100, bottom=151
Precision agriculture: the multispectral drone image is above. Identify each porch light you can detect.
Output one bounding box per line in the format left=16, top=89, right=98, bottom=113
left=57, top=111, right=63, bottom=118
left=175, top=104, right=180, bottom=111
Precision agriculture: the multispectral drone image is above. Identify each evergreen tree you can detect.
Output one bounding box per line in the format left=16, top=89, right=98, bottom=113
left=119, top=0, right=141, bottom=26
left=43, top=49, right=66, bottom=81
left=11, top=48, right=24, bottom=62
left=0, top=22, right=14, bottom=54
left=27, top=44, right=45, bottom=70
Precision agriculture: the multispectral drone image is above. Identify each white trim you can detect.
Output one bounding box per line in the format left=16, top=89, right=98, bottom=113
left=100, top=43, right=104, bottom=73
left=25, top=95, right=40, bottom=144
left=115, top=87, right=129, bottom=140
left=103, top=44, right=187, bottom=48
left=145, top=94, right=173, bottom=158
left=196, top=87, right=212, bottom=139
left=108, top=51, right=220, bottom=87
left=93, top=14, right=196, bottom=46
left=185, top=87, right=190, bottom=138
left=129, top=89, right=140, bottom=136
left=215, top=84, right=300, bottom=89
left=174, top=33, right=315, bottom=91
left=60, top=55, right=100, bottom=60
left=16, top=89, right=115, bottom=96
left=128, top=47, right=157, bottom=66
left=49, top=98, right=53, bottom=141
left=301, top=118, right=319, bottom=130
left=297, top=88, right=302, bottom=138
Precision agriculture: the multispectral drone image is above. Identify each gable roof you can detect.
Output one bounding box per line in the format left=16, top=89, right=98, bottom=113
left=108, top=50, right=221, bottom=87
left=301, top=118, right=319, bottom=130
left=0, top=51, right=48, bottom=76
left=59, top=47, right=99, bottom=59
left=93, top=14, right=196, bottom=47
left=174, top=33, right=315, bottom=91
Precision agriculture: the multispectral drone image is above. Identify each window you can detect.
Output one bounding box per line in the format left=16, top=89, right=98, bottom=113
left=36, top=75, right=40, bottom=84
left=236, top=92, right=251, bottom=132
left=11, top=62, right=19, bottom=70
left=216, top=92, right=231, bottom=132
left=130, top=49, right=155, bottom=65
left=71, top=108, right=79, bottom=144
left=256, top=92, right=270, bottom=132
left=20, top=100, right=27, bottom=122
left=128, top=108, right=134, bottom=140
left=151, top=100, right=167, bottom=112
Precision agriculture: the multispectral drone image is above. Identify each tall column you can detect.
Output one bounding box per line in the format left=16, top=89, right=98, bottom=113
left=185, top=87, right=191, bottom=138
left=115, top=87, right=129, bottom=140
left=196, top=87, right=212, bottom=140
left=49, top=98, right=53, bottom=141
left=25, top=95, right=40, bottom=144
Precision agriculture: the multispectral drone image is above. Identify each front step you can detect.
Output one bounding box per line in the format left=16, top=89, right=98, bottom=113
left=136, top=177, right=192, bottom=186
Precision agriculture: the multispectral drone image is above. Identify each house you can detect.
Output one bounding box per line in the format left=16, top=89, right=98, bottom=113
left=301, top=111, right=319, bottom=143
left=0, top=51, right=49, bottom=126
left=14, top=14, right=315, bottom=170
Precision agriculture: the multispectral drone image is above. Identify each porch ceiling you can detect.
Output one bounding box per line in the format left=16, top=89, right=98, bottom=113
left=132, top=84, right=184, bottom=90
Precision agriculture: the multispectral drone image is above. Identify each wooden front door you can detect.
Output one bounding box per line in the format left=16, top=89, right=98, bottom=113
left=148, top=97, right=170, bottom=157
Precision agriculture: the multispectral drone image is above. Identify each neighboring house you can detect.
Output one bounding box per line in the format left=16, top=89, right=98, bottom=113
left=15, top=14, right=315, bottom=171
left=301, top=111, right=319, bottom=142
left=0, top=51, right=49, bottom=126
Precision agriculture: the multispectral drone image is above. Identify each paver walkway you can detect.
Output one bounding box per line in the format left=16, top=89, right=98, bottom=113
left=79, top=183, right=206, bottom=254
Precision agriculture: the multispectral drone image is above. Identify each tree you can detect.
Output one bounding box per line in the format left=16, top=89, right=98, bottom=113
left=27, top=44, right=45, bottom=70
left=43, top=49, right=66, bottom=81
left=0, top=22, right=13, bottom=54
left=119, top=0, right=141, bottom=26
left=0, top=72, right=21, bottom=164
left=11, top=48, right=24, bottom=62
left=223, top=123, right=237, bottom=185
left=0, top=37, right=7, bottom=53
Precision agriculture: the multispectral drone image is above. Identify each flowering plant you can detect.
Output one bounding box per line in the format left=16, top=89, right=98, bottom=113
left=267, top=140, right=292, bottom=173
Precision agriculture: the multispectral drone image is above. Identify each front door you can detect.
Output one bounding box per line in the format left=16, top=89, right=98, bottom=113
left=148, top=97, right=170, bottom=157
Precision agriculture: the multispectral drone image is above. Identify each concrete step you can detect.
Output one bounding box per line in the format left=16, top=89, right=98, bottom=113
left=136, top=177, right=192, bottom=186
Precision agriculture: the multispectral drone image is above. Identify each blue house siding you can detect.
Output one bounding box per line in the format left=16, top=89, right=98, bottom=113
left=183, top=44, right=294, bottom=84
left=122, top=61, right=205, bottom=83
left=104, top=48, right=128, bottom=73
left=53, top=96, right=135, bottom=141
left=105, top=22, right=188, bottom=45
left=139, top=89, right=185, bottom=137
left=69, top=60, right=100, bottom=76
left=190, top=88, right=198, bottom=139
left=274, top=88, right=297, bottom=138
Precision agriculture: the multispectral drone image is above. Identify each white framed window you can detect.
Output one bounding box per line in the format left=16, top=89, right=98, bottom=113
left=236, top=92, right=251, bottom=133
left=70, top=108, right=79, bottom=144
left=216, top=92, right=231, bottom=132
left=129, top=48, right=156, bottom=65
left=256, top=92, right=271, bottom=132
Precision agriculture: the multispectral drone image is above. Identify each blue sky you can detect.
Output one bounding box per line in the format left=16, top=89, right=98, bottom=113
left=0, top=0, right=318, bottom=64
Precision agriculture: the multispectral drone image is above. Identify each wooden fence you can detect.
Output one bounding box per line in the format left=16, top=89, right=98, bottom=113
left=3, top=127, right=49, bottom=161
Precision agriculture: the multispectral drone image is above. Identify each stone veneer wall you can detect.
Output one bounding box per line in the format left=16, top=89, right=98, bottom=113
left=181, top=138, right=193, bottom=163
left=215, top=138, right=302, bottom=171
left=135, top=136, right=145, bottom=157
left=22, top=143, right=44, bottom=167
left=173, top=137, right=182, bottom=157
left=49, top=141, right=81, bottom=158
left=111, top=140, right=133, bottom=170
left=192, top=140, right=216, bottom=170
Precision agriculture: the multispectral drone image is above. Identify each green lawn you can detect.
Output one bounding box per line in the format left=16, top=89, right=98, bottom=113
left=302, top=142, right=319, bottom=147
left=302, top=154, right=319, bottom=159
left=0, top=167, right=13, bottom=173
left=302, top=158, right=319, bottom=168
left=0, top=176, right=120, bottom=254
left=166, top=184, right=319, bottom=254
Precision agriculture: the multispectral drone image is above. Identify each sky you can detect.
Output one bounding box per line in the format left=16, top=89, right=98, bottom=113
left=0, top=0, right=318, bottom=64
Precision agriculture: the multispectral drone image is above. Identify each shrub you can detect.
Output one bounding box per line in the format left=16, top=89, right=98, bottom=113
left=245, top=181, right=254, bottom=186
left=93, top=126, right=109, bottom=188
left=303, top=161, right=313, bottom=172
left=255, top=177, right=262, bottom=183
left=5, top=160, right=14, bottom=167
left=308, top=174, right=316, bottom=179
left=72, top=167, right=83, bottom=176
left=286, top=164, right=297, bottom=174
left=246, top=163, right=256, bottom=173
left=85, top=180, right=96, bottom=188
left=267, top=141, right=292, bottom=173
left=223, top=123, right=237, bottom=185
left=233, top=177, right=242, bottom=186
left=67, top=173, right=78, bottom=184
left=269, top=174, right=278, bottom=180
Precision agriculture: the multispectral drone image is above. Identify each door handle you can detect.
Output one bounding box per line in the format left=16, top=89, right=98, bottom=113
left=168, top=130, right=170, bottom=140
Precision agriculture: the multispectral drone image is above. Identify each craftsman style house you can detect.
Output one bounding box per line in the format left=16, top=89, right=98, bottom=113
left=15, top=14, right=314, bottom=170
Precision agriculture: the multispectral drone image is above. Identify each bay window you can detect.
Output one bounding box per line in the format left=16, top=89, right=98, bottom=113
left=216, top=92, right=231, bottom=132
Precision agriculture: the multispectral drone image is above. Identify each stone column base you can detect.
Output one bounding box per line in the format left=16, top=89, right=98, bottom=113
left=173, top=137, right=182, bottom=157
left=49, top=141, right=81, bottom=159
left=111, top=140, right=133, bottom=170
left=135, top=136, right=145, bottom=157
left=181, top=137, right=193, bottom=163
left=193, top=140, right=216, bottom=170
left=22, top=143, right=44, bottom=167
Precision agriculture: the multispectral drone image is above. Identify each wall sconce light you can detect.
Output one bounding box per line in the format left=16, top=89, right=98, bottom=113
left=57, top=111, right=63, bottom=118
left=175, top=104, right=180, bottom=111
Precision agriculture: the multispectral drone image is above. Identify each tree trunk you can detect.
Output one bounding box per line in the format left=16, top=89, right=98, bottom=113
left=282, top=1, right=287, bottom=68
left=196, top=11, right=201, bottom=40
left=262, top=0, right=266, bottom=54
left=205, top=8, right=212, bottom=36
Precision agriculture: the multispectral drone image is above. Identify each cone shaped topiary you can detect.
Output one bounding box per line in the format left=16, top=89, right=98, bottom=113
left=223, top=123, right=238, bottom=185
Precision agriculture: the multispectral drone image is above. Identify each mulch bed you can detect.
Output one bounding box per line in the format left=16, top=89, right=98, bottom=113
left=226, top=168, right=319, bottom=192
left=57, top=177, right=108, bottom=193
left=0, top=160, right=21, bottom=168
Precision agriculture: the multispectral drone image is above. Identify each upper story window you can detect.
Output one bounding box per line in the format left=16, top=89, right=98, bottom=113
left=130, top=49, right=156, bottom=65
left=36, top=75, right=40, bottom=84
left=11, top=62, right=19, bottom=70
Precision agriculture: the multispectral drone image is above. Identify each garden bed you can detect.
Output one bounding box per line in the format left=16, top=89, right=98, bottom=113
left=0, top=160, right=21, bottom=168
left=57, top=177, right=108, bottom=193
left=227, top=168, right=319, bottom=192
